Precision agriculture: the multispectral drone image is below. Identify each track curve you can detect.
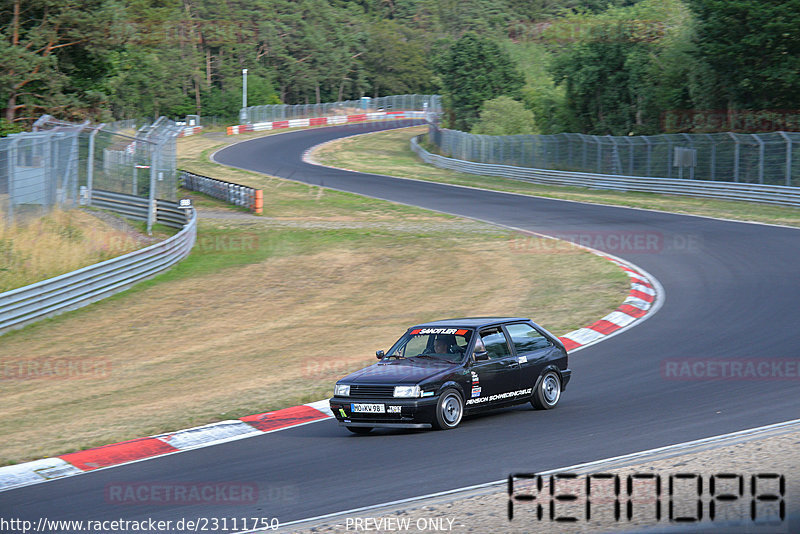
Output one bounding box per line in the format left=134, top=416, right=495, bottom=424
left=3, top=121, right=798, bottom=530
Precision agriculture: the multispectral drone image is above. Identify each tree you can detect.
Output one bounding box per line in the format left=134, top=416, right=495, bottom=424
left=435, top=33, right=524, bottom=131
left=548, top=0, right=695, bottom=135
left=686, top=0, right=800, bottom=110
left=363, top=20, right=433, bottom=97
left=471, top=96, right=536, bottom=135
left=0, top=0, right=120, bottom=123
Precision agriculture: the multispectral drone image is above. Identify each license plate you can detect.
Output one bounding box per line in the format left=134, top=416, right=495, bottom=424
left=351, top=403, right=385, bottom=413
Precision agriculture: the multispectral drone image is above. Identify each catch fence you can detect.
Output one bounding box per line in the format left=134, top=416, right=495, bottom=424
left=240, top=94, right=441, bottom=125
left=427, top=124, right=800, bottom=187
left=1, top=116, right=182, bottom=231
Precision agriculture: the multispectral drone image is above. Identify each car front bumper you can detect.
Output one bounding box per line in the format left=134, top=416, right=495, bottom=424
left=329, top=395, right=439, bottom=428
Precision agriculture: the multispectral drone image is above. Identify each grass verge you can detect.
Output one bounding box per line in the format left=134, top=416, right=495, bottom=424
left=311, top=126, right=800, bottom=228
left=0, top=128, right=628, bottom=465
left=0, top=208, right=171, bottom=292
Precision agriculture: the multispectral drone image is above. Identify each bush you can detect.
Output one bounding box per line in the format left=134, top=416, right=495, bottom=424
left=470, top=96, right=536, bottom=135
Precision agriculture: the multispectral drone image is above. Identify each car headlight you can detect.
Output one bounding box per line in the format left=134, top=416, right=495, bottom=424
left=393, top=385, right=421, bottom=398
left=334, top=384, right=350, bottom=397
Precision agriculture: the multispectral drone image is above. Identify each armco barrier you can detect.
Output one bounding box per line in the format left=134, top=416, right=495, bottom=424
left=0, top=197, right=196, bottom=335
left=411, top=136, right=800, bottom=208
left=179, top=170, right=262, bottom=213
left=91, top=189, right=190, bottom=229
left=227, top=110, right=425, bottom=135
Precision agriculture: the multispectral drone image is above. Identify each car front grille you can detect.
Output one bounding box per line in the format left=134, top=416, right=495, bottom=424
left=349, top=385, right=395, bottom=399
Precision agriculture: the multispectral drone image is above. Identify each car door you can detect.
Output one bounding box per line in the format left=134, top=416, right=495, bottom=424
left=504, top=322, right=557, bottom=390
left=466, top=326, right=520, bottom=409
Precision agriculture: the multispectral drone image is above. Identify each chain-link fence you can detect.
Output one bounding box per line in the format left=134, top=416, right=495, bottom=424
left=241, top=94, right=442, bottom=124
left=0, top=122, right=85, bottom=223
left=1, top=116, right=181, bottom=229
left=427, top=124, right=800, bottom=187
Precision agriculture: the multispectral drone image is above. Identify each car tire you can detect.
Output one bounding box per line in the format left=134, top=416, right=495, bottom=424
left=432, top=388, right=464, bottom=430
left=346, top=426, right=373, bottom=435
left=531, top=370, right=562, bottom=410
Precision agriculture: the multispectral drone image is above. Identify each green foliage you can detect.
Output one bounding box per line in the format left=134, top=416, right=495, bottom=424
left=471, top=96, right=536, bottom=135
left=0, top=118, right=25, bottom=137
left=501, top=40, right=571, bottom=134
left=548, top=0, right=694, bottom=135
left=686, top=0, right=800, bottom=110
left=435, top=33, right=525, bottom=131
left=1, top=0, right=795, bottom=136
left=363, top=20, right=434, bottom=97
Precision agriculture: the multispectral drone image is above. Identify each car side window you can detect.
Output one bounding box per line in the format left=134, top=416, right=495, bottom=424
left=505, top=323, right=552, bottom=353
left=479, top=327, right=512, bottom=360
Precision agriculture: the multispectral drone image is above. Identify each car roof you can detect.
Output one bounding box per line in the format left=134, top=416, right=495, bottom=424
left=410, top=317, right=531, bottom=329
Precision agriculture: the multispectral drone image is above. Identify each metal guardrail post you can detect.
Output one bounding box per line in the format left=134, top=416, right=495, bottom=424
left=86, top=124, right=104, bottom=206
left=665, top=136, right=673, bottom=179
left=6, top=135, right=22, bottom=224
left=729, top=132, right=740, bottom=182
left=625, top=137, right=635, bottom=175
left=147, top=144, right=157, bottom=234
left=778, top=131, right=792, bottom=187
left=594, top=136, right=602, bottom=174
left=643, top=136, right=652, bottom=177
left=705, top=134, right=716, bottom=181
left=680, top=133, right=695, bottom=180
left=753, top=134, right=765, bottom=185
left=607, top=135, right=622, bottom=175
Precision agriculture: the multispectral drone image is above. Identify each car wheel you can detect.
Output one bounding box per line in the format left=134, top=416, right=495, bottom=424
left=433, top=388, right=464, bottom=430
left=346, top=426, right=373, bottom=435
left=531, top=370, right=562, bottom=410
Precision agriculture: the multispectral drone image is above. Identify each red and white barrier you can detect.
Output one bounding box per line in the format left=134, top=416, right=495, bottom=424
left=178, top=126, right=203, bottom=138
left=227, top=110, right=425, bottom=135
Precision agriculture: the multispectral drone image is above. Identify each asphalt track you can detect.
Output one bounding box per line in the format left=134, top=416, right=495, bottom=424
left=3, top=121, right=799, bottom=531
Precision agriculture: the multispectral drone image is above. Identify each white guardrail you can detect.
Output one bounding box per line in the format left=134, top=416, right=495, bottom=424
left=0, top=194, right=197, bottom=335
left=411, top=136, right=800, bottom=208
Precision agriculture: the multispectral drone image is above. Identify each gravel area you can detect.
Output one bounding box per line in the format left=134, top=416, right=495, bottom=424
left=287, top=423, right=799, bottom=534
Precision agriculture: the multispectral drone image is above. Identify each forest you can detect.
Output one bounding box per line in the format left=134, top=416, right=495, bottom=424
left=1, top=0, right=798, bottom=136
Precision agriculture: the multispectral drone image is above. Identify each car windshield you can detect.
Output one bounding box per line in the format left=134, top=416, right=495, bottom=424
left=386, top=328, right=473, bottom=363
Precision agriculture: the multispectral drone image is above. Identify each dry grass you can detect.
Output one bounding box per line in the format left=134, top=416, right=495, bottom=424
left=0, top=129, right=628, bottom=465
left=0, top=209, right=164, bottom=292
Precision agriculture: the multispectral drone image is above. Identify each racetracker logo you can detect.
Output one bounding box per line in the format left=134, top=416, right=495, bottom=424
left=661, top=358, right=800, bottom=381
left=0, top=358, right=110, bottom=380
left=104, top=482, right=259, bottom=505
left=509, top=231, right=701, bottom=255
left=508, top=19, right=667, bottom=44
left=194, top=233, right=259, bottom=253
left=661, top=109, right=800, bottom=133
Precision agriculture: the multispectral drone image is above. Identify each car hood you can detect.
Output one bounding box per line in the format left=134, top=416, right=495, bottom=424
left=342, top=359, right=460, bottom=385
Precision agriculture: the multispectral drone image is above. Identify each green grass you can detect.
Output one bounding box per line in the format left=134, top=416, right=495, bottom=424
left=312, top=126, right=800, bottom=228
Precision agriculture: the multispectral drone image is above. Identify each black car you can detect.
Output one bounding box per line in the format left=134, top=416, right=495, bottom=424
left=329, top=317, right=571, bottom=433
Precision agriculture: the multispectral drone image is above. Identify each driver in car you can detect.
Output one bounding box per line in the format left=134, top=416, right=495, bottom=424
left=432, top=334, right=459, bottom=354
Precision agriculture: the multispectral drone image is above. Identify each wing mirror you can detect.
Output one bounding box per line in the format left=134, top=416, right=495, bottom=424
left=376, top=350, right=385, bottom=359
left=473, top=350, right=489, bottom=361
